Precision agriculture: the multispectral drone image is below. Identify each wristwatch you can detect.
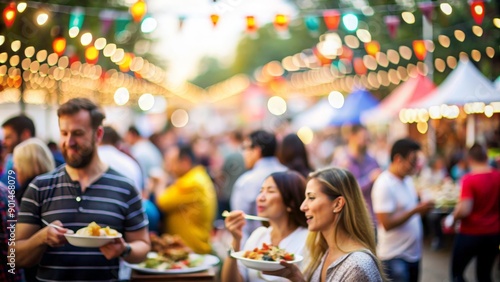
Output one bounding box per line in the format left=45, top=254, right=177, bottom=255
left=227, top=246, right=235, bottom=257
left=120, top=243, right=132, bottom=258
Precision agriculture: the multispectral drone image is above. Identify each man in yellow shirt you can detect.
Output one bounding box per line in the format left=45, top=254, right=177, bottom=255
left=156, top=143, right=217, bottom=254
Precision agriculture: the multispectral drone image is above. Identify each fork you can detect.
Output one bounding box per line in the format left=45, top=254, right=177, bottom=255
left=41, top=219, right=74, bottom=234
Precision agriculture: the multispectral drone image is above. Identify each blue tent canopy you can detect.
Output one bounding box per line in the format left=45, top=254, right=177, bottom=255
left=329, top=89, right=379, bottom=126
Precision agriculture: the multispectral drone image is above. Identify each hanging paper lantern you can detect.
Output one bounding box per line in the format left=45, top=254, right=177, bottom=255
left=3, top=2, right=16, bottom=28
left=99, top=10, right=115, bottom=36
left=274, top=14, right=288, bottom=32
left=130, top=0, right=147, bottom=22
left=115, top=17, right=131, bottom=40
left=85, top=46, right=99, bottom=64
left=304, top=16, right=320, bottom=35
left=323, top=10, right=341, bottom=31
left=210, top=14, right=220, bottom=27
left=119, top=53, right=134, bottom=72
left=364, top=41, right=380, bottom=57
left=470, top=0, right=485, bottom=25
left=418, top=2, right=434, bottom=22
left=412, top=40, right=427, bottom=60
left=246, top=16, right=257, bottom=33
left=384, top=15, right=400, bottom=39
left=353, top=58, right=367, bottom=75
left=69, top=7, right=84, bottom=31
left=52, top=36, right=66, bottom=56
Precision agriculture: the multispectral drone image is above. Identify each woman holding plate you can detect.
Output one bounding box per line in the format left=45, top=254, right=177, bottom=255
left=264, top=167, right=385, bottom=281
left=222, top=170, right=308, bottom=282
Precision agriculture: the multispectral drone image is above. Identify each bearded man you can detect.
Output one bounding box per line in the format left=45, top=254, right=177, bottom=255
left=15, top=98, right=150, bottom=281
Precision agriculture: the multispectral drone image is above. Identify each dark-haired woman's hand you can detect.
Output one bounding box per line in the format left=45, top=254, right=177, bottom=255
left=224, top=210, right=246, bottom=250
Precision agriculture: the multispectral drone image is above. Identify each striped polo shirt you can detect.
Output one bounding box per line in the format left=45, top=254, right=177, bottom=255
left=18, top=166, right=149, bottom=282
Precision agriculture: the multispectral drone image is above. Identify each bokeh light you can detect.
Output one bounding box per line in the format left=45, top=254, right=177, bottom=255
left=114, top=87, right=130, bottom=105
left=171, top=109, right=189, bottom=127
left=17, top=2, right=27, bottom=13
left=440, top=3, right=452, bottom=15
left=69, top=27, right=80, bottom=38
left=94, top=38, right=107, bottom=50
left=417, top=121, right=428, bottom=134
left=11, top=40, right=21, bottom=52
left=267, top=96, right=287, bottom=115
left=138, top=93, right=155, bottom=111
left=81, top=32, right=93, bottom=46
left=36, top=12, right=49, bottom=26
left=343, top=14, right=358, bottom=31
left=141, top=17, right=158, bottom=33
left=328, top=91, right=344, bottom=108
left=402, top=12, right=415, bottom=24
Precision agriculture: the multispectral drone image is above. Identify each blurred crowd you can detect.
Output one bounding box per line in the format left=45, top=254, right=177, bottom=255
left=1, top=100, right=499, bottom=282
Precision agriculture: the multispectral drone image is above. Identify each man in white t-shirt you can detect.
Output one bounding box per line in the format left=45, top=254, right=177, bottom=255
left=98, top=126, right=143, bottom=192
left=372, top=138, right=434, bottom=282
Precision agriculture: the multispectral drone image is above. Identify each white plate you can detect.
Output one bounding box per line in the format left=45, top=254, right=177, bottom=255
left=231, top=251, right=303, bottom=271
left=64, top=233, right=122, bottom=247
left=127, top=253, right=220, bottom=274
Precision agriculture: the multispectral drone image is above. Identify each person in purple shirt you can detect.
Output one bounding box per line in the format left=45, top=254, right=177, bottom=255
left=332, top=125, right=381, bottom=226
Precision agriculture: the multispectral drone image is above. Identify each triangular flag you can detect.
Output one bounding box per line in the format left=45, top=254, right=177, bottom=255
left=99, top=10, right=115, bottom=36
left=210, top=14, right=219, bottom=27
left=418, top=2, right=434, bottom=22
left=384, top=15, right=400, bottom=39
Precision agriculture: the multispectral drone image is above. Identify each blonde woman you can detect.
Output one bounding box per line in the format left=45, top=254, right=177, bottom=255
left=13, top=138, right=55, bottom=199
left=265, top=167, right=385, bottom=281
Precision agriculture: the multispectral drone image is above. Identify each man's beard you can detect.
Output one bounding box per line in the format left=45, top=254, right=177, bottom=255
left=62, top=142, right=94, bottom=169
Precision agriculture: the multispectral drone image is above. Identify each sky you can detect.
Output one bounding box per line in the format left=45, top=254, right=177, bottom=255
left=147, top=0, right=297, bottom=85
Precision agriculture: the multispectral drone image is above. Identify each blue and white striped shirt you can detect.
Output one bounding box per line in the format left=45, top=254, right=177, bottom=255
left=19, top=166, right=148, bottom=282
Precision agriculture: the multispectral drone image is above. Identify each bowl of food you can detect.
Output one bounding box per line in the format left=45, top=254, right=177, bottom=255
left=65, top=222, right=122, bottom=247
left=126, top=234, right=220, bottom=274
left=231, top=243, right=303, bottom=271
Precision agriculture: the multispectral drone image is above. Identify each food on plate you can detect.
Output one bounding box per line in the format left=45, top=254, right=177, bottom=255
left=138, top=233, right=202, bottom=270
left=76, top=222, right=119, bottom=237
left=139, top=254, right=204, bottom=270
left=150, top=233, right=192, bottom=261
left=243, top=243, right=295, bottom=261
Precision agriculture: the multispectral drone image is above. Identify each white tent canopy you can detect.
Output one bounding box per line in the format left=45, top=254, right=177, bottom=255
left=362, top=74, right=435, bottom=124
left=292, top=99, right=338, bottom=131
left=410, top=59, right=500, bottom=108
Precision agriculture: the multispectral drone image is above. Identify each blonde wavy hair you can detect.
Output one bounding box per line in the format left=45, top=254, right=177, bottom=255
left=302, top=167, right=385, bottom=281
left=13, top=138, right=55, bottom=185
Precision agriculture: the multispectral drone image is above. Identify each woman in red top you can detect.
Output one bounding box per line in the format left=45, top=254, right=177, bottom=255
left=449, top=143, right=500, bottom=282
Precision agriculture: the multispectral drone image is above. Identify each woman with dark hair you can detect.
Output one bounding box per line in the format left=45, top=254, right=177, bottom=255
left=222, top=170, right=308, bottom=282
left=278, top=133, right=313, bottom=178
left=264, top=167, right=385, bottom=281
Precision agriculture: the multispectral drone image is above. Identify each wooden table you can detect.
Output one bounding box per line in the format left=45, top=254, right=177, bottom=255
left=130, top=268, right=216, bottom=282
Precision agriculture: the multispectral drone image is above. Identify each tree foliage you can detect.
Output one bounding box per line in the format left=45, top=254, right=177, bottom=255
left=191, top=0, right=499, bottom=92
